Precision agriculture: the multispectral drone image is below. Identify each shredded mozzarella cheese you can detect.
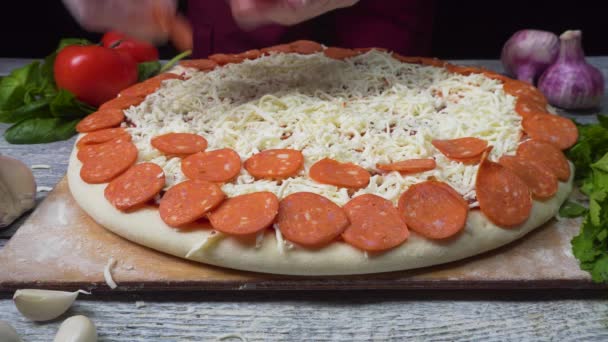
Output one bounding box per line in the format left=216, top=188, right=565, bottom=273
left=185, top=231, right=224, bottom=258
left=124, top=51, right=520, bottom=205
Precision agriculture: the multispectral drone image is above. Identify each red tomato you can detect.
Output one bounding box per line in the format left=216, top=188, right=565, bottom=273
left=54, top=45, right=138, bottom=107
left=102, top=31, right=159, bottom=63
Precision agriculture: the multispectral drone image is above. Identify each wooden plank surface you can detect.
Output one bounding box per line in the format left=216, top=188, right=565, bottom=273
left=0, top=178, right=599, bottom=291
left=1, top=57, right=608, bottom=341
left=1, top=290, right=608, bottom=342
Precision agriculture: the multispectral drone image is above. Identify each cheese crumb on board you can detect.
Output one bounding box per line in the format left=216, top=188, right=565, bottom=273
left=103, top=257, right=118, bottom=289
left=31, top=164, right=51, bottom=170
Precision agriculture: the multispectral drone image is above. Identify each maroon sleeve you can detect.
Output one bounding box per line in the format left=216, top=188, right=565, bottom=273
left=331, top=0, right=436, bottom=56
left=188, top=0, right=435, bottom=57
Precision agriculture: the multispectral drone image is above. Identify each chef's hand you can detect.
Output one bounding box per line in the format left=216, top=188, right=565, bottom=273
left=62, top=0, right=180, bottom=45
left=230, top=0, right=359, bottom=29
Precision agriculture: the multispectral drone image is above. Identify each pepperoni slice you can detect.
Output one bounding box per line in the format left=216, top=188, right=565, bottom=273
left=209, top=192, right=279, bottom=235
left=522, top=113, right=578, bottom=150
left=80, top=139, right=138, bottom=184
left=392, top=55, right=423, bottom=64
left=237, top=49, right=262, bottom=60
left=309, top=158, right=370, bottom=189
left=209, top=53, right=244, bottom=66
left=342, top=194, right=409, bottom=252
left=432, top=137, right=488, bottom=159
left=517, top=140, right=571, bottom=181
left=99, top=95, right=144, bottom=111
left=76, top=136, right=130, bottom=162
left=277, top=192, right=348, bottom=248
left=446, top=64, right=484, bottom=76
left=76, top=128, right=130, bottom=148
left=179, top=59, right=218, bottom=71
left=354, top=47, right=389, bottom=54
left=119, top=73, right=182, bottom=98
left=245, top=149, right=303, bottom=179
left=290, top=40, right=323, bottom=54
left=419, top=57, right=446, bottom=67
left=376, top=158, right=436, bottom=174
left=76, top=109, right=125, bottom=133
left=181, top=148, right=241, bottom=182
left=323, top=47, right=360, bottom=60
left=393, top=55, right=445, bottom=67
left=397, top=181, right=468, bottom=239
left=448, top=155, right=484, bottom=165
left=475, top=154, right=532, bottom=227
left=159, top=180, right=225, bottom=227
left=515, top=97, right=548, bottom=119
left=503, top=80, right=547, bottom=105
left=261, top=44, right=293, bottom=55
left=104, top=162, right=165, bottom=211
left=482, top=71, right=510, bottom=83
left=498, top=155, right=558, bottom=200
left=151, top=133, right=208, bottom=155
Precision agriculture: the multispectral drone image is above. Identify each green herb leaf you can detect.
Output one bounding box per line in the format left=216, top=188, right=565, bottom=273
left=591, top=153, right=608, bottom=173
left=570, top=116, right=608, bottom=283
left=50, top=89, right=95, bottom=119
left=4, top=117, right=79, bottom=144
left=56, top=38, right=91, bottom=52
left=137, top=61, right=162, bottom=82
left=597, top=114, right=608, bottom=129
left=0, top=98, right=51, bottom=123
left=0, top=76, right=27, bottom=111
left=559, top=200, right=588, bottom=218
left=591, top=255, right=608, bottom=282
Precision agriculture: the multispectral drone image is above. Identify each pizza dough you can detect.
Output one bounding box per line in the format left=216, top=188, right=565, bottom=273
left=68, top=153, right=573, bottom=275
left=67, top=46, right=576, bottom=275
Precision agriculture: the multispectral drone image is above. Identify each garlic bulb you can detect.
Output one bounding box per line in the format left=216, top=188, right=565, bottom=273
left=13, top=289, right=89, bottom=322
left=53, top=315, right=97, bottom=342
left=0, top=321, right=22, bottom=342
left=538, top=30, right=605, bottom=109
left=0, top=156, right=36, bottom=228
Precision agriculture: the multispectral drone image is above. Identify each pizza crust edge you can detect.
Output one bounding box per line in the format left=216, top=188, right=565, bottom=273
left=67, top=147, right=574, bottom=276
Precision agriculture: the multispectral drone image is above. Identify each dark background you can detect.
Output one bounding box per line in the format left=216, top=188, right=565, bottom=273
left=0, top=0, right=606, bottom=59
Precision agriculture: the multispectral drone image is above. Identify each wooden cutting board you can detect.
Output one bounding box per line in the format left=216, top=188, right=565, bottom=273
left=0, top=178, right=601, bottom=292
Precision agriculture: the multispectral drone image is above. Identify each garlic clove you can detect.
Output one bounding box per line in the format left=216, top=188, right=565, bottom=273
left=53, top=315, right=97, bottom=342
left=13, top=289, right=89, bottom=322
left=0, top=320, right=22, bottom=342
left=0, top=156, right=36, bottom=228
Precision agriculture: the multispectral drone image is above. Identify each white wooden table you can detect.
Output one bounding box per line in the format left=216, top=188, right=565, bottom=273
left=1, top=58, right=607, bottom=342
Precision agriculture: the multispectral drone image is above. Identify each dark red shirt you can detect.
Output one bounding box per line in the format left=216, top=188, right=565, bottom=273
left=187, top=0, right=435, bottom=58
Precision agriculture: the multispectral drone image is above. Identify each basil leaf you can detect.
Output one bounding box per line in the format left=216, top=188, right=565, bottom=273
left=559, top=201, right=588, bottom=218
left=57, top=38, right=91, bottom=51
left=4, top=117, right=79, bottom=144
left=0, top=98, right=51, bottom=123
left=50, top=89, right=96, bottom=119
left=0, top=76, right=27, bottom=111
left=137, top=61, right=162, bottom=82
left=598, top=114, right=608, bottom=129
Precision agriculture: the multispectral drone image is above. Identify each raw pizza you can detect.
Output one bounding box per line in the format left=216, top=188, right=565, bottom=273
left=67, top=41, right=576, bottom=275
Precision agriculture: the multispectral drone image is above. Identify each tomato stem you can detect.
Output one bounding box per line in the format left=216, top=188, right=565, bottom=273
left=160, top=50, right=192, bottom=73
left=109, top=40, right=123, bottom=49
